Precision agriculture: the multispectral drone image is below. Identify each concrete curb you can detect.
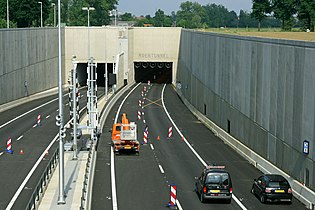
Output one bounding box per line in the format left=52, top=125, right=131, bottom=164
left=174, top=86, right=315, bottom=209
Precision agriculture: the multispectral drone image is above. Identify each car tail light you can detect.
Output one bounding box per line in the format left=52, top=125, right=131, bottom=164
left=265, top=188, right=272, bottom=193
left=203, top=187, right=207, bottom=193
left=288, top=188, right=292, bottom=193
left=229, top=188, right=233, bottom=193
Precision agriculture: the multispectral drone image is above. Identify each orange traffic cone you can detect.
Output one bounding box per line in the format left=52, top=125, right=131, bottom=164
left=19, top=148, right=24, bottom=155
left=157, top=135, right=160, bottom=140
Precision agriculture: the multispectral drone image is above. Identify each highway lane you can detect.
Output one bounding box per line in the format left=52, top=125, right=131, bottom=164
left=93, top=83, right=306, bottom=210
left=0, top=87, right=95, bottom=209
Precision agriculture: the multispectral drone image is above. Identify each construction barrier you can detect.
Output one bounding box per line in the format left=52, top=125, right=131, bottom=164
left=168, top=184, right=177, bottom=207
left=143, top=126, right=148, bottom=144
left=6, top=137, right=13, bottom=154
left=168, top=126, right=173, bottom=138
left=137, top=111, right=141, bottom=120
left=37, top=114, right=41, bottom=126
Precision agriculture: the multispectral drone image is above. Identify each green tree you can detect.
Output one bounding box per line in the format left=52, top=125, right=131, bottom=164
left=203, top=4, right=233, bottom=28
left=296, top=0, right=315, bottom=31
left=251, top=0, right=271, bottom=31
left=176, top=1, right=205, bottom=28
left=271, top=0, right=296, bottom=30
left=120, top=12, right=134, bottom=21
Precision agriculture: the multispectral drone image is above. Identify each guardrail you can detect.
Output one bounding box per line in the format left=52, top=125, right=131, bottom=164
left=25, top=147, right=59, bottom=210
left=80, top=140, right=96, bottom=210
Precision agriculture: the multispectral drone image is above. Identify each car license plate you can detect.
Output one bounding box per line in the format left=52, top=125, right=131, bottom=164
left=124, top=146, right=131, bottom=149
left=275, top=190, right=285, bottom=193
left=210, top=190, right=220, bottom=193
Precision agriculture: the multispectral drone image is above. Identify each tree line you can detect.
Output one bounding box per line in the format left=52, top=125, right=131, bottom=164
left=0, top=0, right=314, bottom=31
left=0, top=0, right=117, bottom=28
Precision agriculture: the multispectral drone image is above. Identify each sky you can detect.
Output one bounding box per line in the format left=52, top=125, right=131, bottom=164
left=117, top=0, right=252, bottom=16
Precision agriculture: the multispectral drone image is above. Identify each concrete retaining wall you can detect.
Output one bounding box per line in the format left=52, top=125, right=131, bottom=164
left=177, top=29, right=315, bottom=203
left=0, top=28, right=64, bottom=106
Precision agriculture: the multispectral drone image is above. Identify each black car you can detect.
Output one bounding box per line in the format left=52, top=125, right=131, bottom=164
left=195, top=165, right=233, bottom=203
left=251, top=174, right=293, bottom=203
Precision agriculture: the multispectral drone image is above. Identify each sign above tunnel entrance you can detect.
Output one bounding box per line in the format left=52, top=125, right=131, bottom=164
left=138, top=53, right=169, bottom=59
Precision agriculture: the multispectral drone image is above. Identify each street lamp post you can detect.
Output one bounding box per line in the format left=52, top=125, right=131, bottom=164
left=82, top=6, right=95, bottom=59
left=52, top=3, right=56, bottom=27
left=38, top=1, right=43, bottom=27
left=57, top=0, right=66, bottom=204
left=7, top=0, right=9, bottom=28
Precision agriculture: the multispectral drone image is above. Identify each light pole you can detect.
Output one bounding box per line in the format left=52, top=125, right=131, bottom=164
left=7, top=0, right=9, bottom=28
left=38, top=1, right=43, bottom=27
left=104, top=29, right=108, bottom=100
left=110, top=9, right=117, bottom=26
left=52, top=3, right=56, bottom=27
left=57, top=0, right=66, bottom=204
left=82, top=6, right=95, bottom=59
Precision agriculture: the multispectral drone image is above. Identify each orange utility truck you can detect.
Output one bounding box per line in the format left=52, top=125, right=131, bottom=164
left=112, top=113, right=140, bottom=154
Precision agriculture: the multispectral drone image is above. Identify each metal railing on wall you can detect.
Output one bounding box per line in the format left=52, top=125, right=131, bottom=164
left=25, top=147, right=59, bottom=210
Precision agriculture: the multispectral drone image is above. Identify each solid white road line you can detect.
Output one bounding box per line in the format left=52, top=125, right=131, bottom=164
left=6, top=133, right=58, bottom=210
left=17, top=135, right=23, bottom=141
left=0, top=98, right=58, bottom=129
left=150, top=144, right=154, bottom=150
left=111, top=147, right=118, bottom=210
left=158, top=164, right=165, bottom=174
left=161, top=84, right=247, bottom=210
left=111, top=83, right=141, bottom=209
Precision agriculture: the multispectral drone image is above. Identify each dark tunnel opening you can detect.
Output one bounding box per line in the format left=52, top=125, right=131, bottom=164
left=76, top=63, right=114, bottom=87
left=134, top=62, right=172, bottom=84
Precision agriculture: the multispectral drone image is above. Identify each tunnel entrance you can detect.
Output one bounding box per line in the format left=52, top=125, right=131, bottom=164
left=134, top=62, right=172, bottom=84
left=76, top=63, right=114, bottom=88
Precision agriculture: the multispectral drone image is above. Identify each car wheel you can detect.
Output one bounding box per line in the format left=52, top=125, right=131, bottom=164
left=251, top=187, right=255, bottom=194
left=288, top=200, right=292, bottom=205
left=226, top=198, right=231, bottom=204
left=200, top=192, right=205, bottom=203
left=260, top=194, right=266, bottom=203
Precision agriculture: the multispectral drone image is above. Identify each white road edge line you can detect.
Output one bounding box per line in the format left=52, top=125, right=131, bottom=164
left=111, top=146, right=118, bottom=210
left=17, top=135, right=23, bottom=141
left=158, top=164, right=165, bottom=174
left=111, top=83, right=141, bottom=210
left=5, top=105, right=87, bottom=210
left=161, top=84, right=247, bottom=210
left=0, top=98, right=57, bottom=129
left=150, top=144, right=154, bottom=150
left=6, top=132, right=58, bottom=210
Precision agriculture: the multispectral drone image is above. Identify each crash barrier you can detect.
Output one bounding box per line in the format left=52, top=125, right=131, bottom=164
left=79, top=82, right=136, bottom=210
left=25, top=147, right=59, bottom=210
left=80, top=140, right=96, bottom=210
left=175, top=86, right=315, bottom=209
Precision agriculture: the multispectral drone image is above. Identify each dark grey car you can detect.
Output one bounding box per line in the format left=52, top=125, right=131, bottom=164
left=195, top=166, right=233, bottom=203
left=251, top=174, right=293, bottom=204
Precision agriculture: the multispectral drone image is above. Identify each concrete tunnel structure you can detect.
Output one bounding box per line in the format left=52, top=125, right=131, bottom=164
left=0, top=27, right=315, bottom=206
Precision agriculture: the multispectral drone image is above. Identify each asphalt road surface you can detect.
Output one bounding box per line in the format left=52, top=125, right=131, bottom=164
left=0, top=87, right=100, bottom=210
left=92, top=83, right=306, bottom=210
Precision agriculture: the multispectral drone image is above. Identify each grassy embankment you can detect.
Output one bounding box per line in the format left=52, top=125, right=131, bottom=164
left=201, top=28, right=315, bottom=42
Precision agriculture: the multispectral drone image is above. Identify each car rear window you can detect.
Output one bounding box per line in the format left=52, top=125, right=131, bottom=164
left=206, top=173, right=229, bottom=185
left=269, top=181, right=289, bottom=188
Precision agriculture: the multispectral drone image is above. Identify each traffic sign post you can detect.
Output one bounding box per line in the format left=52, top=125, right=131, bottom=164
left=303, top=140, right=309, bottom=155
